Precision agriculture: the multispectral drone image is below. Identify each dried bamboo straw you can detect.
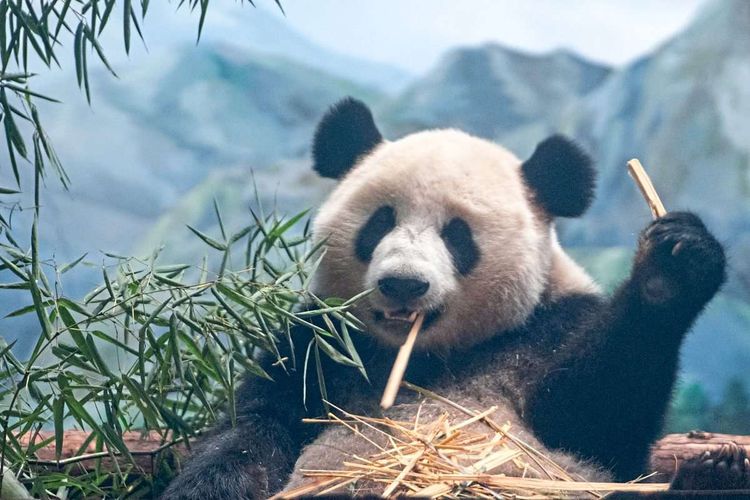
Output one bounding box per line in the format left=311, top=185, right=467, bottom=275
left=280, top=383, right=671, bottom=498
left=380, top=312, right=425, bottom=409
left=627, top=159, right=667, bottom=219
left=280, top=398, right=671, bottom=498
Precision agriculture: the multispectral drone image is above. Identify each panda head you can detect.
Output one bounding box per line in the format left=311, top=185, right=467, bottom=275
left=310, top=97, right=598, bottom=349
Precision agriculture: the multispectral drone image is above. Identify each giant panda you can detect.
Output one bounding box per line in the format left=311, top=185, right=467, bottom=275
left=163, top=97, right=748, bottom=498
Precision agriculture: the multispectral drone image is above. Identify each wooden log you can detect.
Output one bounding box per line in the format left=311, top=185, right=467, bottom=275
left=16, top=430, right=750, bottom=480
left=15, top=430, right=186, bottom=475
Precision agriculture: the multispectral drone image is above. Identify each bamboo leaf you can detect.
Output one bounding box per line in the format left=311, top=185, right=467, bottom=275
left=82, top=30, right=90, bottom=103
left=123, top=0, right=131, bottom=54
left=2, top=82, right=60, bottom=102
left=59, top=253, right=88, bottom=274
left=1, top=89, right=28, bottom=158
left=265, top=209, right=310, bottom=250
left=187, top=225, right=226, bottom=251
left=314, top=334, right=358, bottom=368
left=90, top=329, right=138, bottom=356
left=213, top=199, right=226, bottom=240
left=231, top=351, right=271, bottom=380
left=168, top=315, right=184, bottom=380
left=122, top=376, right=160, bottom=427
left=84, top=25, right=117, bottom=77
left=73, top=21, right=84, bottom=87
left=196, top=0, right=208, bottom=43
left=99, top=0, right=117, bottom=35
left=53, top=397, right=64, bottom=459
left=0, top=281, right=30, bottom=290
left=341, top=321, right=367, bottom=381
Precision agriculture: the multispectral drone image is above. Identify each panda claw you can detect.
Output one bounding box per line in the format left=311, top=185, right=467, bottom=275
left=636, top=211, right=725, bottom=306
left=671, top=444, right=750, bottom=491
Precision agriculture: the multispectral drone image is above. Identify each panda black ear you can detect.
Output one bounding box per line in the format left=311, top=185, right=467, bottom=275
left=312, top=97, right=383, bottom=179
left=521, top=135, right=596, bottom=218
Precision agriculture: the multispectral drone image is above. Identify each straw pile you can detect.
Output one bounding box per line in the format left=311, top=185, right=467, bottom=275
left=275, top=385, right=668, bottom=499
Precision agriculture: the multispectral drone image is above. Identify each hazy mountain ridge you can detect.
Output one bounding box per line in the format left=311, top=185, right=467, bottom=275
left=381, top=44, right=611, bottom=146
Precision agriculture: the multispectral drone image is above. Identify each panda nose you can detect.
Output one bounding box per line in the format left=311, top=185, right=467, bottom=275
left=378, top=277, right=430, bottom=303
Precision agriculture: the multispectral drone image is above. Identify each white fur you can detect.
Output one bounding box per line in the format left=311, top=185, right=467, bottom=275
left=365, top=218, right=458, bottom=314
left=312, top=129, right=595, bottom=349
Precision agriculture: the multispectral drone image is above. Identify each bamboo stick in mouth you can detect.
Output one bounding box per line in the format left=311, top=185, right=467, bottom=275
left=380, top=311, right=425, bottom=410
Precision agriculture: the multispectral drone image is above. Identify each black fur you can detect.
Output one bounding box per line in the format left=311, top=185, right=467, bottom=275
left=441, top=217, right=480, bottom=275
left=354, top=205, right=396, bottom=262
left=522, top=135, right=596, bottom=218
left=312, top=97, right=383, bottom=179
left=527, top=212, right=726, bottom=480
left=162, top=212, right=730, bottom=498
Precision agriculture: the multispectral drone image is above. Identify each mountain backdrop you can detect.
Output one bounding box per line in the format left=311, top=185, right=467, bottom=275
left=1, top=0, right=748, bottom=401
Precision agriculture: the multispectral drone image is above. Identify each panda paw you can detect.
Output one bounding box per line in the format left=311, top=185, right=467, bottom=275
left=635, top=212, right=725, bottom=306
left=161, top=462, right=271, bottom=500
left=670, top=443, right=750, bottom=491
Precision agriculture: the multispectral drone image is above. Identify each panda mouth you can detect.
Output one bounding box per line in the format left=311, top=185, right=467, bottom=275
left=373, top=308, right=442, bottom=330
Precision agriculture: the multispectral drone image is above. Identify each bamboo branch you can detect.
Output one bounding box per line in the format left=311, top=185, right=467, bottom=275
left=380, top=312, right=425, bottom=410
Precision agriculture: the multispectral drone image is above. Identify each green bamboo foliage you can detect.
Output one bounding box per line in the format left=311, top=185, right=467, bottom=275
left=0, top=205, right=366, bottom=498
left=0, top=2, right=366, bottom=498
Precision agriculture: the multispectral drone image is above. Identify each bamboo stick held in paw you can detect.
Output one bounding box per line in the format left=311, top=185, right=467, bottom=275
left=380, top=312, right=425, bottom=410
left=627, top=159, right=667, bottom=219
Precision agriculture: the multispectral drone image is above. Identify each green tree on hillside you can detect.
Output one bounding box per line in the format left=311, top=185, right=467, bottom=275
left=665, top=379, right=750, bottom=435
left=712, top=377, right=750, bottom=434
left=665, top=382, right=711, bottom=433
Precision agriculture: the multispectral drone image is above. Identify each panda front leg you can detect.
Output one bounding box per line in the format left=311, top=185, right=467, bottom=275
left=160, top=415, right=299, bottom=500
left=161, top=341, right=316, bottom=499
left=528, top=211, right=726, bottom=481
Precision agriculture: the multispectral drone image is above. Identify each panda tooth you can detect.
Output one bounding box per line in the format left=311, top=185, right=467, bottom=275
left=383, top=309, right=420, bottom=322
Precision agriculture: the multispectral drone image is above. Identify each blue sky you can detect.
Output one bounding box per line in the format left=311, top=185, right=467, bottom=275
left=261, top=0, right=708, bottom=71
left=96, top=0, right=709, bottom=78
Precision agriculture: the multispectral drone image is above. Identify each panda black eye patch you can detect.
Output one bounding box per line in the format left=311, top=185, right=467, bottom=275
left=441, top=218, right=480, bottom=275
left=355, top=206, right=396, bottom=262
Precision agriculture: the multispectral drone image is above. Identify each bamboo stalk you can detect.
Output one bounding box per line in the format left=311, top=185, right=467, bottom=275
left=627, top=159, right=667, bottom=219
left=380, top=312, right=425, bottom=409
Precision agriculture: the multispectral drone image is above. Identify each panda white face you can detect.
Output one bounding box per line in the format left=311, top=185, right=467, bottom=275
left=309, top=98, right=598, bottom=349
left=312, top=130, right=553, bottom=348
